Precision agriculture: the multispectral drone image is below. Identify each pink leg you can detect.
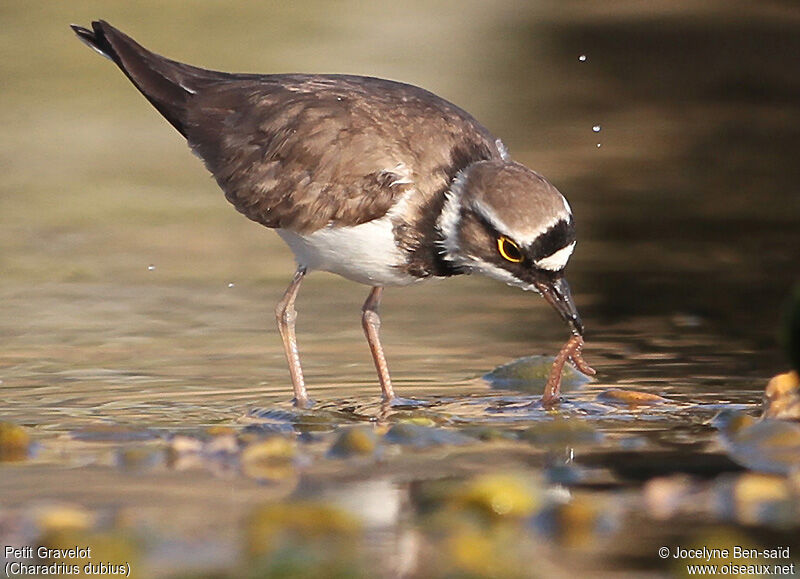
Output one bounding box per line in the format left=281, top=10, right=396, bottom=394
left=275, top=267, right=309, bottom=407
left=361, top=287, right=395, bottom=401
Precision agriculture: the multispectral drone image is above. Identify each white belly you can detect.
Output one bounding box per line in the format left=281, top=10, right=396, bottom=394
left=277, top=215, right=419, bottom=287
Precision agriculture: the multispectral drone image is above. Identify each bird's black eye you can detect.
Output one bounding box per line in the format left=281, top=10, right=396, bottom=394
left=497, top=236, right=523, bottom=263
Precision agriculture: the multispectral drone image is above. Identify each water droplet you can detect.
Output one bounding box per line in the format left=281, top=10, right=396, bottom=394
left=578, top=54, right=587, bottom=62
left=227, top=282, right=235, bottom=288
left=147, top=264, right=155, bottom=271
left=592, top=125, right=602, bottom=133
left=596, top=143, right=602, bottom=148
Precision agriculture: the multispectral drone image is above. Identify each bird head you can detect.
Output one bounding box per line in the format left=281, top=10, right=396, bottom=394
left=438, top=160, right=583, bottom=335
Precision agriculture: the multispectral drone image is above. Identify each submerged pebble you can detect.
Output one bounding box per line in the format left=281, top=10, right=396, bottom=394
left=763, top=371, right=800, bottom=420
left=245, top=502, right=361, bottom=564
left=713, top=472, right=798, bottom=527
left=396, top=416, right=438, bottom=427
left=168, top=435, right=206, bottom=455
left=711, top=409, right=757, bottom=433
left=115, top=447, right=164, bottom=470
left=328, top=426, right=378, bottom=458
left=643, top=475, right=698, bottom=520
left=427, top=514, right=538, bottom=578
left=414, top=475, right=548, bottom=577
left=0, top=421, right=30, bottom=462
left=167, top=432, right=241, bottom=473
left=714, top=410, right=800, bottom=475
left=461, top=426, right=516, bottom=442
left=384, top=423, right=474, bottom=448
left=596, top=388, right=668, bottom=407
left=34, top=504, right=95, bottom=533
left=38, top=527, right=139, bottom=576
left=535, top=494, right=615, bottom=547
left=453, top=473, right=541, bottom=519
left=31, top=507, right=137, bottom=571
left=241, top=437, right=297, bottom=480
left=644, top=472, right=800, bottom=529
left=484, top=355, right=593, bottom=393
left=519, top=417, right=603, bottom=446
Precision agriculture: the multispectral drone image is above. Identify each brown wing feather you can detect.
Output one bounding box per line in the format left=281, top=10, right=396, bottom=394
left=186, top=78, right=397, bottom=231
left=184, top=75, right=501, bottom=233
left=73, top=22, right=502, bottom=234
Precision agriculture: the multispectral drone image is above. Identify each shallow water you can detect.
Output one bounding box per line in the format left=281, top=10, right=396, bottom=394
left=2, top=1, right=799, bottom=577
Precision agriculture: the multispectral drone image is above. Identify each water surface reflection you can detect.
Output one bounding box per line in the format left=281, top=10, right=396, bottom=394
left=1, top=1, right=798, bottom=577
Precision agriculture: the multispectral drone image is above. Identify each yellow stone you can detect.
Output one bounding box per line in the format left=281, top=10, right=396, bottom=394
left=734, top=473, right=792, bottom=525
left=453, top=473, right=540, bottom=518
left=36, top=505, right=94, bottom=532
left=0, top=422, right=30, bottom=462
left=597, top=388, right=667, bottom=406
left=241, top=437, right=296, bottom=480
left=763, top=371, right=800, bottom=419
left=246, top=502, right=360, bottom=558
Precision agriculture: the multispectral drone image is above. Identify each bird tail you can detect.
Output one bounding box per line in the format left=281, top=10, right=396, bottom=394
left=70, top=20, right=217, bottom=136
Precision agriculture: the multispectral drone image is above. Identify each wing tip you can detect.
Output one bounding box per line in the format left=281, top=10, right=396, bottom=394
left=70, top=20, right=117, bottom=61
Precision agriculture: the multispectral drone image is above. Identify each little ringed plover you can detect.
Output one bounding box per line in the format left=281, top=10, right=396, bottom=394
left=72, top=20, right=586, bottom=407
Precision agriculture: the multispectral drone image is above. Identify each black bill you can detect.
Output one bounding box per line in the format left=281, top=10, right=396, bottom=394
left=534, top=275, right=584, bottom=336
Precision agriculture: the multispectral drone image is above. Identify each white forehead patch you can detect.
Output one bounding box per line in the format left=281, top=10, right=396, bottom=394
left=534, top=241, right=576, bottom=271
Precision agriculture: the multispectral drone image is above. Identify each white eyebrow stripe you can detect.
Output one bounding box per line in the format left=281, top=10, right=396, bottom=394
left=469, top=198, right=512, bottom=237
left=534, top=241, right=576, bottom=271
left=469, top=198, right=573, bottom=248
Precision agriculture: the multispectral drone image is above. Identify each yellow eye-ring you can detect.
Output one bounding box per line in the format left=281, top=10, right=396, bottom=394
left=497, top=236, right=524, bottom=263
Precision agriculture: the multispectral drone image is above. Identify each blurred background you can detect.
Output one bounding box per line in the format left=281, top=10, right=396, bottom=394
left=1, top=1, right=799, bottom=577
left=2, top=1, right=797, bottom=337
